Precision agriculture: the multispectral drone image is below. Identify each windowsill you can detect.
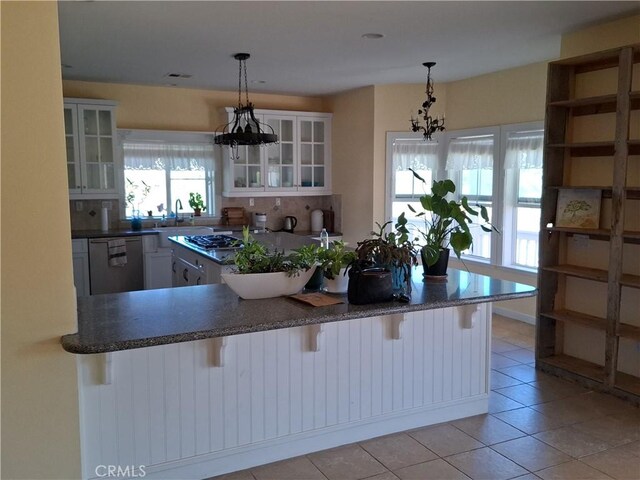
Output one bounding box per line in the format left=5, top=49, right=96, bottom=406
left=449, top=257, right=538, bottom=285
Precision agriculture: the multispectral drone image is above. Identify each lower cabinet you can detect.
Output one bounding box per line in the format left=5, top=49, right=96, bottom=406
left=144, top=251, right=173, bottom=289
left=171, top=244, right=226, bottom=287
left=72, top=239, right=90, bottom=297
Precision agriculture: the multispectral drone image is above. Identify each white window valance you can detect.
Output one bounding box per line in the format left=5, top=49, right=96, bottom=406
left=446, top=135, right=494, bottom=170
left=504, top=131, right=544, bottom=169
left=393, top=141, right=439, bottom=171
left=123, top=142, right=214, bottom=171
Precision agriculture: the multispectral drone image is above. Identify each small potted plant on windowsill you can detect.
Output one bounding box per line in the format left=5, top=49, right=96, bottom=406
left=188, top=192, right=206, bottom=216
left=408, top=170, right=498, bottom=277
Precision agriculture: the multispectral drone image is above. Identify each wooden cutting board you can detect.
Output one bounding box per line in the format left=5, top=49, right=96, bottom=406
left=222, top=207, right=246, bottom=225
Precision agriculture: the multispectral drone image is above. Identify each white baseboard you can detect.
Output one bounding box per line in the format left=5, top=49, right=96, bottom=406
left=140, top=395, right=489, bottom=480
left=493, top=306, right=536, bottom=325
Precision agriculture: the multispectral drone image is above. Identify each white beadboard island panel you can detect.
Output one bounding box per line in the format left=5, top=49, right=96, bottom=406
left=77, top=306, right=490, bottom=479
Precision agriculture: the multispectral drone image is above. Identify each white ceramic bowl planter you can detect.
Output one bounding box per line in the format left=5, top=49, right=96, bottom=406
left=222, top=266, right=317, bottom=300
left=323, top=267, right=349, bottom=294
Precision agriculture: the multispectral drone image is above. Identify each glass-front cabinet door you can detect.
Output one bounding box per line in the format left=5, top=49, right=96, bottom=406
left=77, top=105, right=117, bottom=194
left=232, top=145, right=263, bottom=191
left=64, top=100, right=118, bottom=198
left=64, top=105, right=81, bottom=194
left=264, top=115, right=296, bottom=192
left=298, top=118, right=330, bottom=192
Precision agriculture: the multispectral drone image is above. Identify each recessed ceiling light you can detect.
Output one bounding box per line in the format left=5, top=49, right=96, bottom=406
left=362, top=33, right=384, bottom=39
left=163, top=72, right=192, bottom=79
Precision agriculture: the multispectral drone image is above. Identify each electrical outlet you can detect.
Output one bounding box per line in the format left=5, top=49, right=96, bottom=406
left=101, top=201, right=112, bottom=210
left=249, top=198, right=255, bottom=207
left=75, top=201, right=83, bottom=212
left=275, top=197, right=281, bottom=207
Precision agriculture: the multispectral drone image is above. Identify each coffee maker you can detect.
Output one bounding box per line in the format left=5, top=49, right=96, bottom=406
left=253, top=212, right=267, bottom=232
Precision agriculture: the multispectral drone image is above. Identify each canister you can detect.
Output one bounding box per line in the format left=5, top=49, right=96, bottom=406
left=311, top=209, right=323, bottom=232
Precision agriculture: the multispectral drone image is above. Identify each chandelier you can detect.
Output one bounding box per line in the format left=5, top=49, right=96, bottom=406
left=215, top=53, right=278, bottom=150
left=410, top=62, right=445, bottom=141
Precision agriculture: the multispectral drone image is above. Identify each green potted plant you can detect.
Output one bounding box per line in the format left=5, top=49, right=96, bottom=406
left=348, top=217, right=418, bottom=303
left=319, top=240, right=356, bottom=293
left=408, top=170, right=498, bottom=276
left=222, top=227, right=320, bottom=299
left=188, top=192, right=206, bottom=216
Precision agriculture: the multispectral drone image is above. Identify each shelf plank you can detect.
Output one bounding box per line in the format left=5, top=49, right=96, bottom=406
left=541, top=309, right=640, bottom=341
left=543, top=264, right=609, bottom=282
left=538, top=354, right=640, bottom=402
left=547, top=186, right=640, bottom=199
left=541, top=309, right=607, bottom=332
left=543, top=264, right=640, bottom=289
left=546, top=227, right=640, bottom=242
left=547, top=142, right=615, bottom=157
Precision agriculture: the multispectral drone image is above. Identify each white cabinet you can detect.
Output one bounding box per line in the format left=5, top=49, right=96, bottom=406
left=171, top=244, right=225, bottom=287
left=64, top=98, right=118, bottom=199
left=221, top=109, right=332, bottom=197
left=71, top=239, right=90, bottom=297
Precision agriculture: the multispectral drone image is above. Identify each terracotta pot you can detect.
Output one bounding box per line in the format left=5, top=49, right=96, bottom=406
left=193, top=208, right=202, bottom=216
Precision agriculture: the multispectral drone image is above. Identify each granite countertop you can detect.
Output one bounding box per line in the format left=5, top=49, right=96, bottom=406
left=170, top=231, right=324, bottom=264
left=71, top=229, right=160, bottom=239
left=61, top=268, right=537, bottom=354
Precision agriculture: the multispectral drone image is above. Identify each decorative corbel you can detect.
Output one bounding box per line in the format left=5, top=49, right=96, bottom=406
left=387, top=313, right=405, bottom=340
left=306, top=324, right=324, bottom=352
left=458, top=303, right=481, bottom=329
left=209, top=337, right=227, bottom=367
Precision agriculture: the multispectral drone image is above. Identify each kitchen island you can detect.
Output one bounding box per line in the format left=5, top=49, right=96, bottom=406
left=62, top=269, right=535, bottom=479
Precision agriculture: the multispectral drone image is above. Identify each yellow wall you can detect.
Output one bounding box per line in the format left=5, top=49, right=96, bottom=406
left=325, top=87, right=375, bottom=244
left=63, top=80, right=326, bottom=131
left=561, top=14, right=640, bottom=58
left=445, top=61, right=548, bottom=131
left=1, top=2, right=81, bottom=478
left=373, top=83, right=446, bottom=224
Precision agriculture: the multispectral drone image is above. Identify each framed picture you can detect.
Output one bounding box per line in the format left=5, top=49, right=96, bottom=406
left=555, top=189, right=602, bottom=229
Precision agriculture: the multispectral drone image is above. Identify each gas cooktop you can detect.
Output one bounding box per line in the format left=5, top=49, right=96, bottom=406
left=184, top=234, right=242, bottom=250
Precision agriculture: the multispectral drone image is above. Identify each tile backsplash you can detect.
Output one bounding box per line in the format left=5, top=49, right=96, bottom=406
left=70, top=195, right=342, bottom=233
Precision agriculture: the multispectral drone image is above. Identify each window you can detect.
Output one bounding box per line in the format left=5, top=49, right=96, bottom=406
left=385, top=122, right=543, bottom=272
left=121, top=131, right=216, bottom=218
left=502, top=127, right=543, bottom=268
left=386, top=133, right=441, bottom=240
left=446, top=131, right=498, bottom=260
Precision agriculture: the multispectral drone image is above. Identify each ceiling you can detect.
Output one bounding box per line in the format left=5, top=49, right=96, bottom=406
left=58, top=1, right=639, bottom=97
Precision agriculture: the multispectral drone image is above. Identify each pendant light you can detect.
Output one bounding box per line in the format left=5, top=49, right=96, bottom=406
left=215, top=53, right=278, bottom=151
left=410, top=62, right=445, bottom=141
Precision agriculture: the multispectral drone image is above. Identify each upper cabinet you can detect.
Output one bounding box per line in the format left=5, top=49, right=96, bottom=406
left=221, top=109, right=332, bottom=197
left=64, top=98, right=119, bottom=199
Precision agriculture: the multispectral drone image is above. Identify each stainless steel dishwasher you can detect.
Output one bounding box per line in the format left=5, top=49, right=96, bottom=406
left=89, top=237, right=144, bottom=294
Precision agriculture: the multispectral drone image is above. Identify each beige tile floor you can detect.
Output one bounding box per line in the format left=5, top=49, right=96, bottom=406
left=212, top=315, right=640, bottom=480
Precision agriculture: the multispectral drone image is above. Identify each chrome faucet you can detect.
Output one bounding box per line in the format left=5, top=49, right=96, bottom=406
left=174, top=199, right=184, bottom=226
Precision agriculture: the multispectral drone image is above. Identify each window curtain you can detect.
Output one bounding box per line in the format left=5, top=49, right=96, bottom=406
left=504, top=131, right=544, bottom=169
left=393, top=141, right=439, bottom=171
left=446, top=136, right=494, bottom=170
left=123, top=142, right=214, bottom=171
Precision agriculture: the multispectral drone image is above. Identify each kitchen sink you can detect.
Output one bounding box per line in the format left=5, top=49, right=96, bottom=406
left=153, top=226, right=216, bottom=248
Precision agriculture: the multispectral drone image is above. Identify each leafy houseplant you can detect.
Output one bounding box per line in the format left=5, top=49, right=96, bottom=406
left=223, top=228, right=321, bottom=299
left=351, top=217, right=418, bottom=295
left=319, top=240, right=356, bottom=293
left=188, top=192, right=206, bottom=216
left=125, top=178, right=151, bottom=230
left=408, top=170, right=498, bottom=274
